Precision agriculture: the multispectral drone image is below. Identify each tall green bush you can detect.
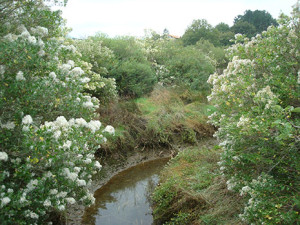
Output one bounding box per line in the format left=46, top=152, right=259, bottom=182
left=0, top=1, right=115, bottom=223
left=88, top=36, right=157, bottom=97
left=147, top=39, right=217, bottom=93
left=208, top=5, right=299, bottom=224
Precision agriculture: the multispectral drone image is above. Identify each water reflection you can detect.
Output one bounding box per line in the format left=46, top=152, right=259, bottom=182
left=82, top=158, right=169, bottom=225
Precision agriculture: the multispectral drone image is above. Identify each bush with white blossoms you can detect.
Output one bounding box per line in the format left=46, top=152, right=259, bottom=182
left=73, top=37, right=118, bottom=105
left=208, top=5, right=299, bottom=224
left=0, top=1, right=114, bottom=224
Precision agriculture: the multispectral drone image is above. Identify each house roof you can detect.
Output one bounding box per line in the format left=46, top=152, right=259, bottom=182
left=168, top=34, right=180, bottom=39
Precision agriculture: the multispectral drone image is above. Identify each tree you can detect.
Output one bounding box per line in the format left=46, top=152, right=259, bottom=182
left=163, top=28, right=170, bottom=38
left=182, top=19, right=220, bottom=46
left=231, top=20, right=256, bottom=37
left=214, top=22, right=235, bottom=46
left=232, top=10, right=278, bottom=37
left=215, top=22, right=231, bottom=33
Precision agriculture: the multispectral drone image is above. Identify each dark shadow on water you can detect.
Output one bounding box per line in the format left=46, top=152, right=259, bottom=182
left=82, top=158, right=170, bottom=225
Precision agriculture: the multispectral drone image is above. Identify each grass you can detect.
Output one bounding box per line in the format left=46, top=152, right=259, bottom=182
left=97, top=86, right=216, bottom=156
left=152, top=141, right=246, bottom=225
left=134, top=97, right=159, bottom=115
left=135, top=86, right=216, bottom=143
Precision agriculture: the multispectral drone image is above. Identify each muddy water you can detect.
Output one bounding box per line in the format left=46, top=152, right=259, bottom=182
left=81, top=158, right=170, bottom=225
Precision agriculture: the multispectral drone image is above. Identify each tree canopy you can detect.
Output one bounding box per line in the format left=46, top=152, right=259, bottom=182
left=181, top=19, right=220, bottom=46
left=232, top=10, right=278, bottom=37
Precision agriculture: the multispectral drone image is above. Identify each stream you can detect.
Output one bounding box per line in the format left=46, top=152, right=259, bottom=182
left=81, top=157, right=170, bottom=225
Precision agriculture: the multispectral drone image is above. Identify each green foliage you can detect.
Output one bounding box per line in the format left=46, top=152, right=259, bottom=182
left=208, top=7, right=299, bottom=224
left=81, top=35, right=157, bottom=97
left=215, top=23, right=235, bottom=46
left=182, top=19, right=234, bottom=47
left=74, top=36, right=114, bottom=75
left=111, top=59, right=156, bottom=97
left=232, top=9, right=278, bottom=37
left=195, top=39, right=228, bottom=71
left=215, top=23, right=231, bottom=33
left=74, top=37, right=118, bottom=104
left=84, top=72, right=117, bottom=105
left=152, top=179, right=177, bottom=215
left=0, top=0, right=66, bottom=38
left=181, top=19, right=220, bottom=46
left=147, top=39, right=217, bottom=92
left=231, top=21, right=256, bottom=38
left=164, top=212, right=191, bottom=225
left=0, top=1, right=113, bottom=223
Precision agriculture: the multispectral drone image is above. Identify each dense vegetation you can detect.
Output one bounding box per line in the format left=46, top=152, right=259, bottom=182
left=0, top=0, right=299, bottom=224
left=0, top=1, right=112, bottom=224
left=153, top=3, right=299, bottom=225
left=208, top=8, right=299, bottom=224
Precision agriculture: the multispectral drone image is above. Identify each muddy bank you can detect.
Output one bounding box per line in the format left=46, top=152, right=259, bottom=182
left=66, top=148, right=174, bottom=225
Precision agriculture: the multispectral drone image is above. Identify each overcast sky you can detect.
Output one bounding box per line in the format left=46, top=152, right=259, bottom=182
left=60, top=0, right=296, bottom=38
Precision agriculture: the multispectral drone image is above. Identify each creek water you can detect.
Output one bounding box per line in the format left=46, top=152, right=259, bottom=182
left=81, top=158, right=170, bottom=225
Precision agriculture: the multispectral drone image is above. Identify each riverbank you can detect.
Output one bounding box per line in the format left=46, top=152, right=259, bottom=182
left=65, top=86, right=215, bottom=224
left=151, top=140, right=246, bottom=225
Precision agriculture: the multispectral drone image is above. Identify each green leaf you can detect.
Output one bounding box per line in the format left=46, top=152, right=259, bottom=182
left=291, top=107, right=300, bottom=113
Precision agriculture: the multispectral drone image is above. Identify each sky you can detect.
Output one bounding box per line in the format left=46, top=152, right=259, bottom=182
left=59, top=0, right=296, bottom=38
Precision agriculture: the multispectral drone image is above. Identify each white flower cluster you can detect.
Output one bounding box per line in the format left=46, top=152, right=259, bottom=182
left=56, top=61, right=94, bottom=104
left=103, top=125, right=115, bottom=135
left=65, top=197, right=76, bottom=205
left=44, top=116, right=102, bottom=136
left=25, top=179, right=39, bottom=193
left=63, top=168, right=78, bottom=181
left=31, top=26, right=48, bottom=37
left=240, top=185, right=251, bottom=196
left=1, top=197, right=11, bottom=207
left=226, top=177, right=237, bottom=191
left=22, top=115, right=33, bottom=125
left=16, top=71, right=26, bottom=81
left=207, top=57, right=254, bottom=105
left=60, top=44, right=76, bottom=53
left=82, top=95, right=99, bottom=109
left=236, top=115, right=250, bottom=128
left=0, top=121, right=15, bottom=130
left=3, top=33, right=18, bottom=42
left=4, top=25, right=47, bottom=47
left=70, top=67, right=84, bottom=77
left=0, top=152, right=8, bottom=161
left=80, top=77, right=91, bottom=83
left=238, top=174, right=275, bottom=223
left=254, top=86, right=278, bottom=109
left=3, top=25, right=50, bottom=66
left=0, top=65, right=5, bottom=78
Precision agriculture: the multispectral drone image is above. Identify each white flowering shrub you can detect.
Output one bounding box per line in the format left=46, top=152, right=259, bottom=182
left=0, top=1, right=112, bottom=224
left=83, top=72, right=117, bottom=105
left=74, top=37, right=118, bottom=104
left=208, top=5, right=299, bottom=224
